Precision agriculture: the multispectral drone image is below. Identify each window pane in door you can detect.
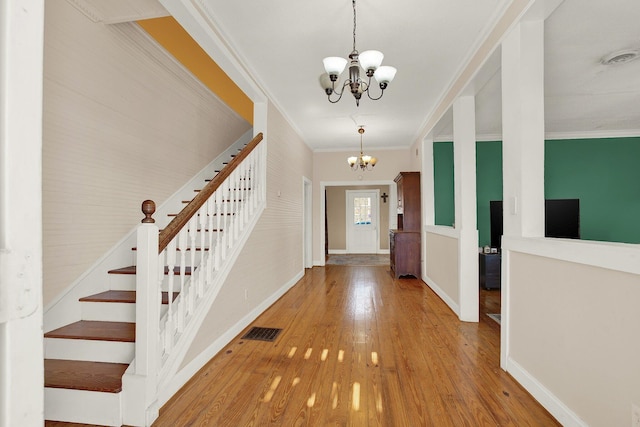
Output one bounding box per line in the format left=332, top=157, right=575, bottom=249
left=353, top=197, right=372, bottom=225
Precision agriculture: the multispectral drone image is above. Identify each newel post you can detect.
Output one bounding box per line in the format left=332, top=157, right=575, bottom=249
left=131, top=200, right=160, bottom=422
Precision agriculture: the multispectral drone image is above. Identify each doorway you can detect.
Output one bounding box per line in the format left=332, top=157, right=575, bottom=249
left=346, top=189, right=379, bottom=253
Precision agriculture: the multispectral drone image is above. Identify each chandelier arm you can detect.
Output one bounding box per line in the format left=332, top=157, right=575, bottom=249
left=366, top=88, right=385, bottom=101
left=327, top=93, right=342, bottom=104
left=336, top=79, right=352, bottom=96
left=327, top=79, right=352, bottom=103
left=365, top=75, right=385, bottom=101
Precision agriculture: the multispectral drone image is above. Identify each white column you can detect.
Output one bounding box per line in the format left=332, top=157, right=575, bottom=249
left=501, top=20, right=545, bottom=239
left=453, top=95, right=479, bottom=322
left=500, top=18, right=545, bottom=369
left=421, top=134, right=435, bottom=227
left=421, top=134, right=435, bottom=283
left=0, top=1, right=45, bottom=426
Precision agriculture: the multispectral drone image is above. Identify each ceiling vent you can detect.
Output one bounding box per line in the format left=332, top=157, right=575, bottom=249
left=600, top=49, right=640, bottom=65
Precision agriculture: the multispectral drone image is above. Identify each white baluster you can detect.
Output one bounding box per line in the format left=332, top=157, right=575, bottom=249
left=241, top=160, right=248, bottom=224
left=188, top=216, right=197, bottom=277
left=198, top=202, right=207, bottom=272
left=165, top=238, right=176, bottom=351
left=215, top=189, right=222, bottom=271
left=178, top=227, right=187, bottom=293
left=222, top=180, right=229, bottom=261
left=157, top=249, right=166, bottom=360
left=206, top=198, right=215, bottom=283
left=238, top=164, right=245, bottom=231
left=250, top=153, right=258, bottom=212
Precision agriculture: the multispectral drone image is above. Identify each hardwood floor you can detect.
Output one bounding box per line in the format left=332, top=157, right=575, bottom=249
left=153, top=265, right=559, bottom=426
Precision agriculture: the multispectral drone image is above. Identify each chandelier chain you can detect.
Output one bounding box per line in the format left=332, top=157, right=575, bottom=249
left=352, top=0, right=357, bottom=53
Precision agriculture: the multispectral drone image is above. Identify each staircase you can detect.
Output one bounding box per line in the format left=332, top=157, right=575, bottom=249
left=44, top=133, right=265, bottom=426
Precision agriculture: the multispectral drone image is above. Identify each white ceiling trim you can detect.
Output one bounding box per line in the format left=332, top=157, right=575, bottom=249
left=433, top=128, right=640, bottom=143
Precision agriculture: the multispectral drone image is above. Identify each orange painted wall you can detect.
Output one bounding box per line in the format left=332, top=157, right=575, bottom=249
left=138, top=17, right=253, bottom=124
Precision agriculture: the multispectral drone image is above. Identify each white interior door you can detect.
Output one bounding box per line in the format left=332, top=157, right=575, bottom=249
left=346, top=190, right=379, bottom=254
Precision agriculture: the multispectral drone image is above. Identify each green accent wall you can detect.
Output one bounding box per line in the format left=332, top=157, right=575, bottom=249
left=433, top=136, right=640, bottom=246
left=433, top=142, right=454, bottom=227
left=476, top=141, right=503, bottom=246
left=545, top=136, right=640, bottom=243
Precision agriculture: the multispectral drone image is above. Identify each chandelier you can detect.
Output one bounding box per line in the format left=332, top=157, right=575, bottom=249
left=348, top=127, right=377, bottom=171
left=321, top=0, right=397, bottom=107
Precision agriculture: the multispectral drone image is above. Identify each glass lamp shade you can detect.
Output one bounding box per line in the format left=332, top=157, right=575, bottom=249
left=358, top=50, right=384, bottom=72
left=373, top=65, right=397, bottom=84
left=323, top=57, right=348, bottom=76
left=319, top=73, right=333, bottom=91
left=362, top=155, right=372, bottom=164
left=347, top=156, right=358, bottom=166
left=369, top=157, right=377, bottom=166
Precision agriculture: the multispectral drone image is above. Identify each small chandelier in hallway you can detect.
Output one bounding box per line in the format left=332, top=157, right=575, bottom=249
left=320, top=0, right=397, bottom=107
left=348, top=127, right=376, bottom=171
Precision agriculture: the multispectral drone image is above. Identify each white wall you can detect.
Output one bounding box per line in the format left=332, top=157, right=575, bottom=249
left=42, top=1, right=251, bottom=305
left=502, top=237, right=640, bottom=426
left=424, top=229, right=460, bottom=313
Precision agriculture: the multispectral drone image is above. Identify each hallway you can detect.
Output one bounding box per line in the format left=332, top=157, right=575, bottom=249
left=152, top=265, right=558, bottom=426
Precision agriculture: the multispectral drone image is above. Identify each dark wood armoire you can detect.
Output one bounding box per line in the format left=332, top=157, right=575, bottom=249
left=390, top=172, right=421, bottom=278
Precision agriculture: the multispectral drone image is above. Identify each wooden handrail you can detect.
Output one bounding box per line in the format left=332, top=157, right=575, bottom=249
left=158, top=132, right=263, bottom=252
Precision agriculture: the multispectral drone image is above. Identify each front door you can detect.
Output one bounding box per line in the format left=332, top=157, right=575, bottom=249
left=346, top=190, right=379, bottom=254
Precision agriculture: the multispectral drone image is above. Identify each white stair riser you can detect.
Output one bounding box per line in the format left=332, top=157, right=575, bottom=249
left=81, top=301, right=170, bottom=322
left=45, top=338, right=134, bottom=363
left=45, top=387, right=122, bottom=426
left=109, top=274, right=136, bottom=291
left=81, top=301, right=136, bottom=322
left=108, top=269, right=202, bottom=292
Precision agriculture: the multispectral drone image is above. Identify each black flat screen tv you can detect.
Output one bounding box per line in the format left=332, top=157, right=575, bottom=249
left=490, top=199, right=580, bottom=248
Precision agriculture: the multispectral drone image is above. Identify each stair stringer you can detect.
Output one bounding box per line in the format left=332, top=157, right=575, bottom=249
left=43, top=129, right=253, bottom=333
left=121, top=202, right=266, bottom=427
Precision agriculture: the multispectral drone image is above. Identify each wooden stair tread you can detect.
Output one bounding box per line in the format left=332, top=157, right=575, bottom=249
left=205, top=177, right=250, bottom=181
left=167, top=213, right=235, bottom=217
left=193, top=189, right=251, bottom=193
left=45, top=421, right=103, bottom=426
left=131, top=247, right=210, bottom=251
left=45, top=359, right=128, bottom=393
left=182, top=200, right=244, bottom=204
left=79, top=290, right=178, bottom=304
left=107, top=265, right=194, bottom=275
left=156, top=227, right=222, bottom=232
left=44, top=320, right=135, bottom=342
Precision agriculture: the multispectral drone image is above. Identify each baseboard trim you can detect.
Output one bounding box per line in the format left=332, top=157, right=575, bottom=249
left=506, top=358, right=586, bottom=427
left=156, top=269, right=304, bottom=409
left=422, top=274, right=460, bottom=317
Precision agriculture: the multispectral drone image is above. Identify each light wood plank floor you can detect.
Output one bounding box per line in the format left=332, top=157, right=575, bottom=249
left=153, top=265, right=559, bottom=426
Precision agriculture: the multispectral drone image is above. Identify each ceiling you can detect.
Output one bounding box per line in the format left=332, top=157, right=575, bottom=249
left=70, top=0, right=640, bottom=150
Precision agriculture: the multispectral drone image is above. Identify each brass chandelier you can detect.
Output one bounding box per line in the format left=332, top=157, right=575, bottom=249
left=348, top=127, right=377, bottom=171
left=320, top=0, right=397, bottom=107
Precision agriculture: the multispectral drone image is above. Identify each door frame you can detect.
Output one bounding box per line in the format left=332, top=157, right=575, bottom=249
left=319, top=180, right=397, bottom=266
left=302, top=176, right=313, bottom=269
